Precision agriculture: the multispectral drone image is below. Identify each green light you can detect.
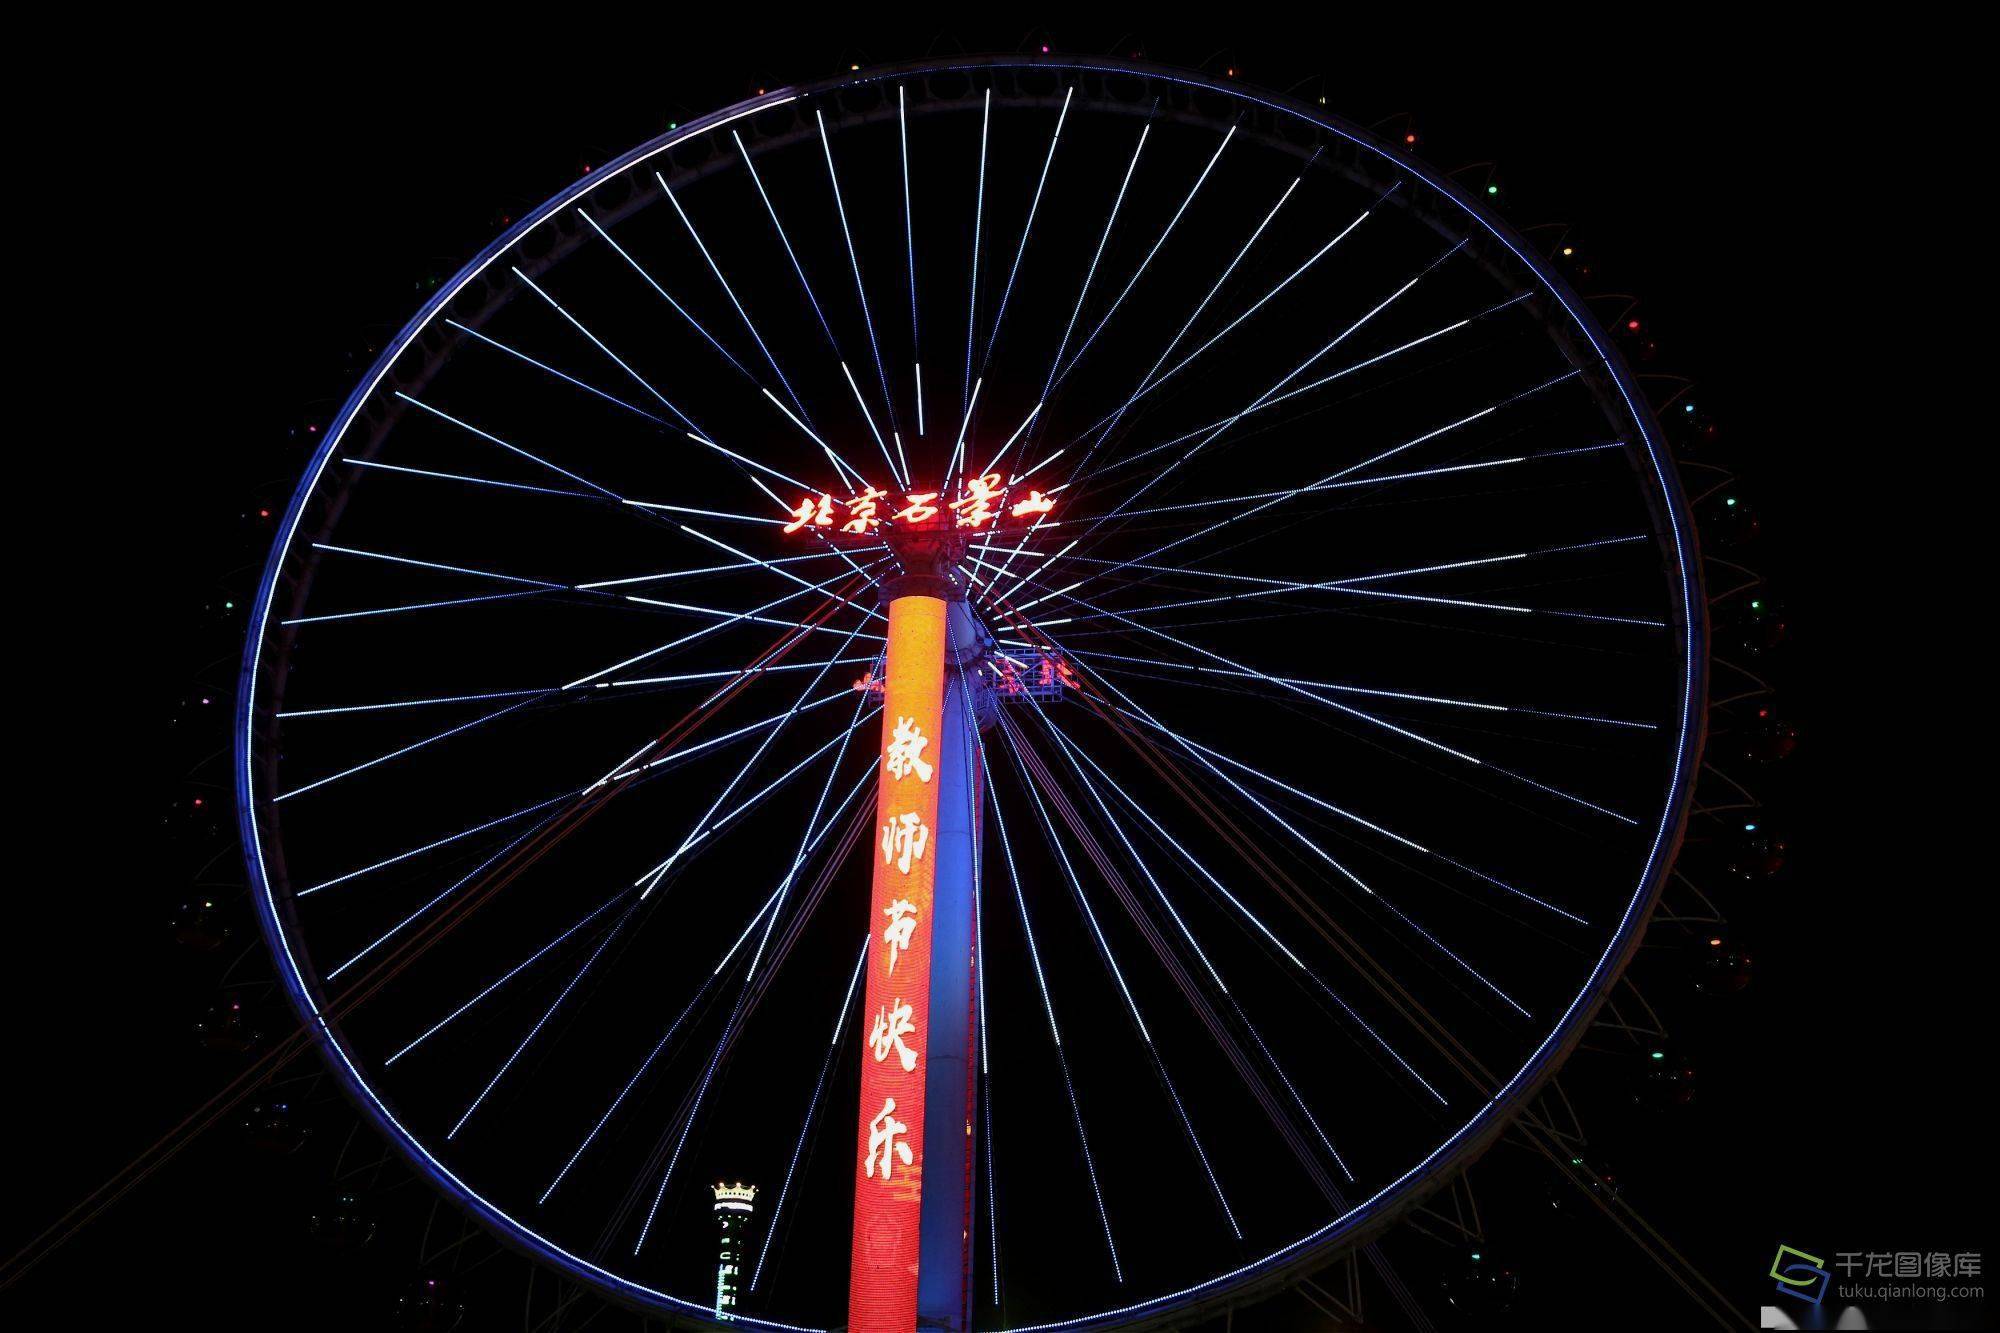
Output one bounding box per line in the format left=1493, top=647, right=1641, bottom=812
left=1751, top=599, right=1762, bottom=609
left=1650, top=1050, right=1666, bottom=1060
left=1724, top=497, right=1737, bottom=507
left=1471, top=1252, right=1483, bottom=1261
left=1485, top=184, right=1499, bottom=195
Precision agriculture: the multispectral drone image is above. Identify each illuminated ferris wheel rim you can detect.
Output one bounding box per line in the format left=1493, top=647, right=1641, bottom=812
left=237, top=53, right=1706, bottom=1331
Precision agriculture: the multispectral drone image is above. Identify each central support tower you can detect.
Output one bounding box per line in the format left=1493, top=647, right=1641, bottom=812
left=846, top=520, right=989, bottom=1333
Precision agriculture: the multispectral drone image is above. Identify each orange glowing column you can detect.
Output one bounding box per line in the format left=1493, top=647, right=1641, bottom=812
left=848, top=593, right=949, bottom=1333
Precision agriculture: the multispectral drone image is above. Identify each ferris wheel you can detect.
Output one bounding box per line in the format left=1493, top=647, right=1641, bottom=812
left=238, top=56, right=1704, bottom=1332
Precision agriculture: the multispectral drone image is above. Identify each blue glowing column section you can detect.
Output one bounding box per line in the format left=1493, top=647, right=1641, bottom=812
left=916, top=603, right=985, bottom=1331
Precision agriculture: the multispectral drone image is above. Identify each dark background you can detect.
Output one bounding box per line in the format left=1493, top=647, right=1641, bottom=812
left=10, top=18, right=1972, bottom=1331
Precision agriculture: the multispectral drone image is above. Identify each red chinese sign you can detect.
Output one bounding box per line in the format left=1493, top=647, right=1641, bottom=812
left=848, top=594, right=949, bottom=1333
left=784, top=474, right=1054, bottom=537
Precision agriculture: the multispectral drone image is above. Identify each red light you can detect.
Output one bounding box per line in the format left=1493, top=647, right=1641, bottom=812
left=841, top=486, right=887, bottom=535
left=783, top=493, right=836, bottom=534
left=1405, top=133, right=1417, bottom=144
left=948, top=474, right=1004, bottom=529
left=1010, top=490, right=1055, bottom=519
left=1626, top=319, right=1641, bottom=331
left=892, top=492, right=940, bottom=525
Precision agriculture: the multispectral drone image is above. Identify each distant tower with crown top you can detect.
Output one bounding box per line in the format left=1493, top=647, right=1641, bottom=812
left=710, top=1182, right=758, bottom=1320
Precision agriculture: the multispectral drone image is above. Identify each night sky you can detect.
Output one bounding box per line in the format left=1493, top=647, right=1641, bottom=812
left=9, top=20, right=1974, bottom=1333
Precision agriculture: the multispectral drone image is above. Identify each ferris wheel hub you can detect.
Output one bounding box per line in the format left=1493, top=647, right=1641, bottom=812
left=878, top=526, right=973, bottom=603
